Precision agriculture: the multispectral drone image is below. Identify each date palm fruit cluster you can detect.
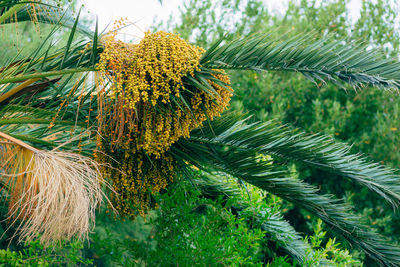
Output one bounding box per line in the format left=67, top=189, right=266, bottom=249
left=96, top=29, right=232, bottom=217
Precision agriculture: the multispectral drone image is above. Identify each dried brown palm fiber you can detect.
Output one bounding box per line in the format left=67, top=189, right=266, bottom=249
left=0, top=131, right=108, bottom=245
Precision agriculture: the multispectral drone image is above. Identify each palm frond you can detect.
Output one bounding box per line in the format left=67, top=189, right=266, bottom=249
left=0, top=73, right=99, bottom=155
left=0, top=4, right=100, bottom=155
left=0, top=3, right=98, bottom=87
left=184, top=113, right=400, bottom=208
left=201, top=33, right=400, bottom=90
left=0, top=92, right=98, bottom=154
left=171, top=114, right=400, bottom=266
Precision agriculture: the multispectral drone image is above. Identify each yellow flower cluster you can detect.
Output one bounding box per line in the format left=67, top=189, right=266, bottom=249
left=97, top=28, right=136, bottom=102
left=125, top=31, right=204, bottom=107
left=98, top=30, right=232, bottom=157
left=96, top=140, right=174, bottom=218
left=96, top=29, right=233, bottom=217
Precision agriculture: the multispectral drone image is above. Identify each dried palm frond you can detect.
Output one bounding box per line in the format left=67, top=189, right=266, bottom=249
left=0, top=131, right=108, bottom=245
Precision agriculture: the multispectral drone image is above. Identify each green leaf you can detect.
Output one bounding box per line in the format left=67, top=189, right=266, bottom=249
left=202, top=33, right=400, bottom=90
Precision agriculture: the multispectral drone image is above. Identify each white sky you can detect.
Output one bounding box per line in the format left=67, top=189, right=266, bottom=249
left=79, top=0, right=362, bottom=40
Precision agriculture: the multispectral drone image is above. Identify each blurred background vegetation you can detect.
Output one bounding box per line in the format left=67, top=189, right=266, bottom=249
left=1, top=0, right=400, bottom=266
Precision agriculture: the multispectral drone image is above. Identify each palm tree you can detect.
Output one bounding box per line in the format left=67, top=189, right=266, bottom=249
left=2, top=1, right=400, bottom=265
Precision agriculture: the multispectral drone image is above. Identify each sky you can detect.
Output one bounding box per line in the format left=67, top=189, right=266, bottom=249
left=79, top=0, right=362, bottom=39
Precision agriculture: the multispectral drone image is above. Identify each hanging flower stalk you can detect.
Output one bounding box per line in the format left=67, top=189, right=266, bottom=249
left=96, top=28, right=233, bottom=217
left=0, top=131, right=105, bottom=245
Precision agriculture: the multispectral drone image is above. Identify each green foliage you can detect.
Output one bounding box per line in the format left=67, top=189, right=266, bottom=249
left=0, top=239, right=92, bottom=266
left=0, top=181, right=363, bottom=266
left=303, top=219, right=362, bottom=266
left=90, top=180, right=266, bottom=266
left=83, top=210, right=154, bottom=266
left=145, top=182, right=265, bottom=265
left=84, top=178, right=362, bottom=266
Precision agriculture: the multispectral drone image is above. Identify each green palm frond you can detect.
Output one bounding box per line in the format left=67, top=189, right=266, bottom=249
left=0, top=38, right=97, bottom=85
left=174, top=145, right=400, bottom=266
left=0, top=3, right=98, bottom=86
left=0, top=75, right=98, bottom=154
left=0, top=74, right=97, bottom=155
left=201, top=33, right=400, bottom=90
left=183, top=113, right=400, bottom=208
left=0, top=2, right=99, bottom=154
left=171, top=114, right=400, bottom=266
